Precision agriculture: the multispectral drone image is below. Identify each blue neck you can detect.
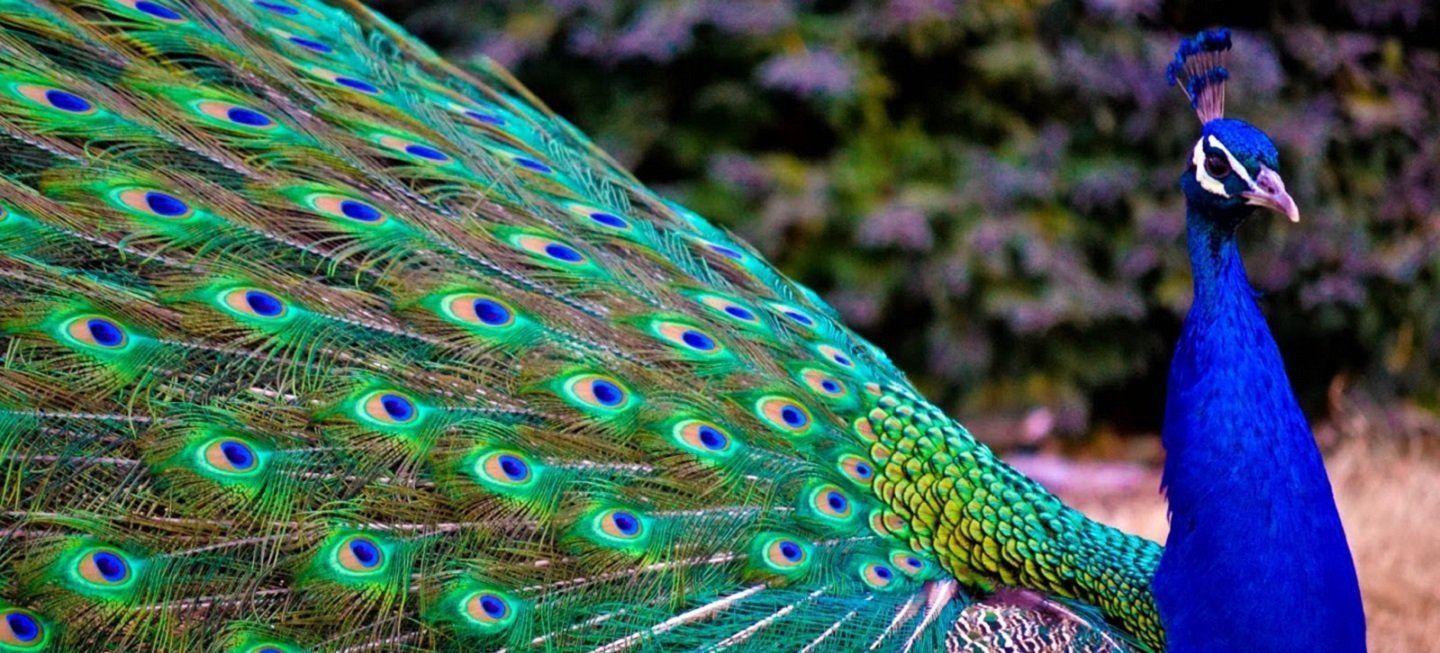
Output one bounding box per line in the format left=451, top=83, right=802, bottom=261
left=1152, top=210, right=1365, bottom=653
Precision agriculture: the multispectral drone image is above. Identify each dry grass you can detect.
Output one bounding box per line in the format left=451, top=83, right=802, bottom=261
left=1056, top=439, right=1440, bottom=652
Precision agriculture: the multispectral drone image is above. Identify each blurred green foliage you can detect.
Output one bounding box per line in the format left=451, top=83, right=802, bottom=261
left=369, top=0, right=1439, bottom=435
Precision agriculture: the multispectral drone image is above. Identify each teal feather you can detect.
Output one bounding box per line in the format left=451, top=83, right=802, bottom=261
left=0, top=1, right=1186, bottom=651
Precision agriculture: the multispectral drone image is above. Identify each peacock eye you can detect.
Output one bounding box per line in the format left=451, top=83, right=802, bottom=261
left=1204, top=153, right=1231, bottom=178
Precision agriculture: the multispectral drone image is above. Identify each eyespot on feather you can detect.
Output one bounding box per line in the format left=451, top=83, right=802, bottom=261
left=815, top=344, right=855, bottom=369
left=860, top=561, right=897, bottom=589
left=508, top=234, right=589, bottom=266
left=767, top=302, right=817, bottom=329
left=76, top=548, right=133, bottom=586
left=191, top=100, right=277, bottom=131
left=652, top=321, right=722, bottom=355
left=757, top=534, right=811, bottom=572
left=201, top=437, right=263, bottom=475
left=671, top=419, right=736, bottom=457
left=695, top=294, right=762, bottom=326
left=808, top=484, right=854, bottom=520
left=220, top=287, right=290, bottom=320
left=13, top=84, right=99, bottom=115
left=335, top=535, right=385, bottom=573
left=305, top=193, right=389, bottom=225
left=563, top=202, right=632, bottom=231
left=358, top=390, right=420, bottom=425
left=64, top=316, right=129, bottom=350
left=596, top=509, right=645, bottom=540
left=286, top=35, right=331, bottom=54
left=253, top=0, right=302, bottom=17
left=800, top=368, right=848, bottom=398
left=889, top=550, right=928, bottom=576
left=562, top=374, right=631, bottom=410
left=447, top=102, right=507, bottom=126
left=695, top=238, right=746, bottom=261
left=441, top=293, right=516, bottom=329
left=837, top=454, right=875, bottom=486
left=756, top=396, right=813, bottom=435
left=463, top=590, right=515, bottom=626
left=374, top=134, right=452, bottom=163
left=114, top=188, right=194, bottom=220
left=301, top=65, right=381, bottom=95
left=476, top=450, right=536, bottom=487
left=0, top=608, right=45, bottom=648
left=508, top=153, right=552, bottom=174
left=113, top=0, right=187, bottom=22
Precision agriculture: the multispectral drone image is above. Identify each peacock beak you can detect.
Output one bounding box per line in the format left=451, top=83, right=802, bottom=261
left=1242, top=166, right=1300, bottom=223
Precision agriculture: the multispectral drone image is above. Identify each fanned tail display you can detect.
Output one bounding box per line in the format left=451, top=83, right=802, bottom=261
left=0, top=1, right=1163, bottom=651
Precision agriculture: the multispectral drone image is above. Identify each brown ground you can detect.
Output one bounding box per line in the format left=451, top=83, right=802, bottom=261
left=1043, top=438, right=1440, bottom=652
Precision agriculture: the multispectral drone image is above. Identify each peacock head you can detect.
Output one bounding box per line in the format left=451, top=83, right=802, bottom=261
left=1169, top=28, right=1298, bottom=231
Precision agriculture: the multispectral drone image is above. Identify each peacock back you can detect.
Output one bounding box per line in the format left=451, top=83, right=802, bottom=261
left=0, top=1, right=1161, bottom=651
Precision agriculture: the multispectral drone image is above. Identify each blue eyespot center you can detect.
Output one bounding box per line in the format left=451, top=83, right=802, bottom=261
left=348, top=539, right=380, bottom=567
left=144, top=191, right=188, bottom=217
left=697, top=425, right=725, bottom=450
left=220, top=441, right=256, bottom=470
left=611, top=511, right=639, bottom=535
left=855, top=463, right=872, bottom=478
left=44, top=89, right=91, bottom=113
left=826, top=492, right=848, bottom=512
left=254, top=1, right=298, bottom=15
left=497, top=455, right=527, bottom=481
left=87, top=318, right=124, bottom=347
left=288, top=36, right=331, bottom=53
left=464, top=110, right=504, bottom=125
left=380, top=394, right=415, bottom=421
left=339, top=199, right=381, bottom=222
left=903, top=556, right=921, bottom=568
left=93, top=551, right=127, bottom=581
left=780, top=405, right=806, bottom=428
left=591, top=380, right=623, bottom=406
left=135, top=1, right=182, bottom=20
left=404, top=144, right=448, bottom=161
left=544, top=243, right=582, bottom=262
left=244, top=290, right=284, bottom=316
left=479, top=594, right=506, bottom=618
left=514, top=157, right=551, bottom=173
left=724, top=305, right=755, bottom=321
left=472, top=299, right=510, bottom=326
left=784, top=310, right=813, bottom=326
left=5, top=612, right=39, bottom=641
left=335, top=77, right=378, bottom=94
left=832, top=353, right=853, bottom=367
left=874, top=565, right=893, bottom=580
left=820, top=379, right=841, bottom=393
left=589, top=212, right=627, bottom=228
left=778, top=541, right=802, bottom=561
left=226, top=107, right=272, bottom=127
left=680, top=330, right=715, bottom=351
left=709, top=243, right=743, bottom=259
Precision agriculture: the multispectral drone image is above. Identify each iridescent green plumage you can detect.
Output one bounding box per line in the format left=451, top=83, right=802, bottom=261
left=0, top=0, right=1163, bottom=650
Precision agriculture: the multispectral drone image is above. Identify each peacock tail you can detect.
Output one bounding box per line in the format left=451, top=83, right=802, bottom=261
left=0, top=1, right=1163, bottom=651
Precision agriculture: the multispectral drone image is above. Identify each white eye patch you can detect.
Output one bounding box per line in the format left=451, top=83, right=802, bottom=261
left=1192, top=135, right=1257, bottom=198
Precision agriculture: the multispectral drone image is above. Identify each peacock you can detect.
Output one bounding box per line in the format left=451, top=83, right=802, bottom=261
left=0, top=0, right=1362, bottom=650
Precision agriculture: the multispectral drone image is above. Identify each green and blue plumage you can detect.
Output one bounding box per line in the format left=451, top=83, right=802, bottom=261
left=0, top=2, right=1356, bottom=651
